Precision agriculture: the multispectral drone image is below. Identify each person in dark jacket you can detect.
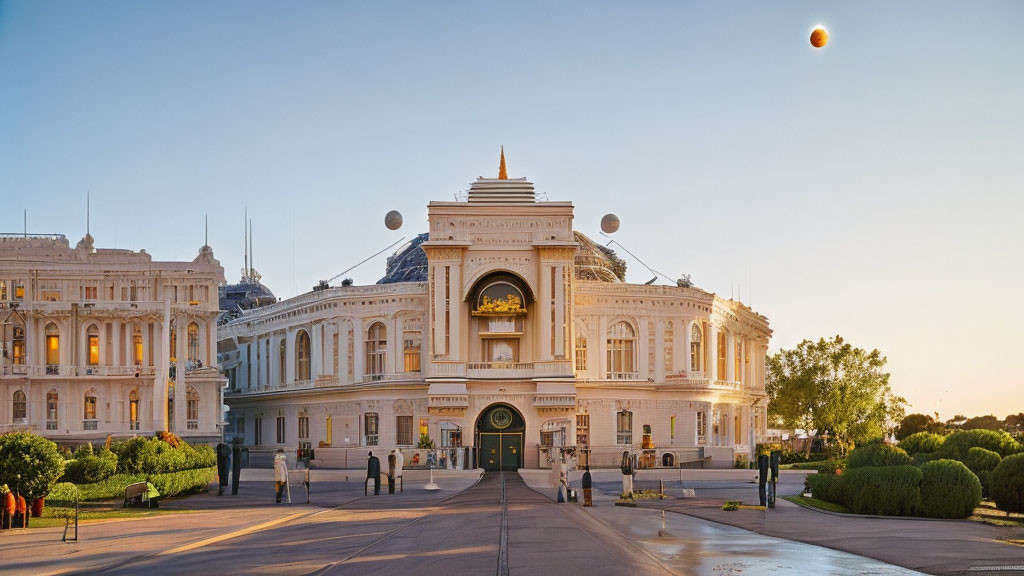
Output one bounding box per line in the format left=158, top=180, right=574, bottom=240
left=367, top=452, right=381, bottom=495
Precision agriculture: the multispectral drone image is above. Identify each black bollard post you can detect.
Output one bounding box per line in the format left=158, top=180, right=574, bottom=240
left=216, top=442, right=230, bottom=496
left=758, top=454, right=769, bottom=507
left=231, top=437, right=242, bottom=496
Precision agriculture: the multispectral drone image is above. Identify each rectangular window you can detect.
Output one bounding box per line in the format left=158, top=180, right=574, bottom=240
left=276, top=416, right=286, bottom=444
left=735, top=414, right=742, bottom=445
left=88, top=335, right=100, bottom=365
left=47, top=335, right=60, bottom=365
left=12, top=326, right=25, bottom=365
left=47, top=394, right=59, bottom=430
left=364, top=412, right=379, bottom=446
left=576, top=413, right=590, bottom=447
left=298, top=416, right=309, bottom=440
left=616, top=411, right=632, bottom=445
left=696, top=412, right=707, bottom=444
left=237, top=416, right=246, bottom=440
left=396, top=415, right=413, bottom=445
left=575, top=336, right=587, bottom=372
left=42, top=290, right=60, bottom=301
left=130, top=284, right=138, bottom=301
left=14, top=285, right=25, bottom=300
left=254, top=417, right=263, bottom=445
left=0, top=282, right=6, bottom=300
left=85, top=286, right=97, bottom=300
left=133, top=333, right=144, bottom=365
left=403, top=331, right=421, bottom=372
left=84, top=396, right=97, bottom=420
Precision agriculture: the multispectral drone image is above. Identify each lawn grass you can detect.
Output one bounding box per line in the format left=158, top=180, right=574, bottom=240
left=26, top=506, right=194, bottom=529
left=782, top=494, right=851, bottom=514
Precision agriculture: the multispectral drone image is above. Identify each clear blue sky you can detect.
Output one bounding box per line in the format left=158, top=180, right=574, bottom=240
left=2, top=1, right=1022, bottom=419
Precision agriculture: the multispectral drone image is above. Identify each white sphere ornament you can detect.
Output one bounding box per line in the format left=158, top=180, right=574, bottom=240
left=601, top=214, right=620, bottom=234
left=384, top=210, right=403, bottom=231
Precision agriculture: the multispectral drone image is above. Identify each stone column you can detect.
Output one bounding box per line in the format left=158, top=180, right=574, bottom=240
left=638, top=320, right=649, bottom=378
left=286, top=330, right=296, bottom=384
left=538, top=264, right=552, bottom=361
left=352, top=319, right=364, bottom=382
left=708, top=324, right=718, bottom=382
left=675, top=318, right=687, bottom=376
left=597, top=316, right=608, bottom=378
left=553, top=265, right=566, bottom=359
left=388, top=317, right=400, bottom=375
left=726, top=331, right=735, bottom=382
left=312, top=324, right=322, bottom=379
left=654, top=319, right=665, bottom=382
left=174, top=315, right=187, bottom=432
left=111, top=320, right=121, bottom=367
left=337, top=320, right=349, bottom=383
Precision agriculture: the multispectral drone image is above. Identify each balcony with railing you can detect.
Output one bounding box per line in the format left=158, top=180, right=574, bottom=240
left=0, top=364, right=29, bottom=377
left=467, top=362, right=534, bottom=379
left=429, top=361, right=466, bottom=378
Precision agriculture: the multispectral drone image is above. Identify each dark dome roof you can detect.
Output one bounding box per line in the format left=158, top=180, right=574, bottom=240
left=218, top=279, right=277, bottom=323
left=376, top=231, right=625, bottom=285
left=574, top=231, right=626, bottom=282
left=378, top=233, right=429, bottom=284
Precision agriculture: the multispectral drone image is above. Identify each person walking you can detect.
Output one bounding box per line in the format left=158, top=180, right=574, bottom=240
left=274, top=449, right=289, bottom=503
left=367, top=452, right=381, bottom=496
left=582, top=465, right=593, bottom=507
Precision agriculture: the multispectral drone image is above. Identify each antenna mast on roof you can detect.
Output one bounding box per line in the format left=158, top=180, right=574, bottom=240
left=244, top=207, right=249, bottom=280
left=86, top=191, right=90, bottom=236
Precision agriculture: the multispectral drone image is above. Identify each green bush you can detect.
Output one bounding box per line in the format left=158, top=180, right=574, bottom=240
left=806, top=473, right=845, bottom=504
left=841, top=466, right=922, bottom=516
left=46, top=467, right=216, bottom=501
left=113, top=436, right=215, bottom=474
left=918, top=459, right=982, bottom=519
left=990, top=453, right=1024, bottom=513
left=938, top=429, right=1021, bottom=461
left=0, top=432, right=66, bottom=499
left=150, top=467, right=216, bottom=497
left=912, top=452, right=939, bottom=465
left=63, top=449, right=118, bottom=484
left=976, top=469, right=992, bottom=498
left=899, top=432, right=945, bottom=456
left=846, top=443, right=913, bottom=468
left=964, top=447, right=1001, bottom=474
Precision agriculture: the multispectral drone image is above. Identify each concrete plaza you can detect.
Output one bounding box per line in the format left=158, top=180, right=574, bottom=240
left=0, top=468, right=1020, bottom=575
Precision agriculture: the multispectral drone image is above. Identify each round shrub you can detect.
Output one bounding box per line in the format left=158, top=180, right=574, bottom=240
left=990, top=453, right=1024, bottom=513
left=0, top=432, right=65, bottom=499
left=912, top=452, right=939, bottom=465
left=938, top=429, right=1021, bottom=461
left=976, top=470, right=993, bottom=498
left=964, top=447, right=1001, bottom=473
left=841, top=465, right=922, bottom=516
left=899, top=432, right=945, bottom=456
left=919, top=459, right=982, bottom=518
left=846, top=443, right=913, bottom=469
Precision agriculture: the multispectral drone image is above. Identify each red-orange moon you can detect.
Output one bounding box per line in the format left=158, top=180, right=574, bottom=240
left=810, top=28, right=829, bottom=48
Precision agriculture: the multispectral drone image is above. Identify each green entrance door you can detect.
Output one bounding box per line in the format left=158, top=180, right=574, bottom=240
left=481, top=434, right=501, bottom=470
left=501, top=433, right=521, bottom=471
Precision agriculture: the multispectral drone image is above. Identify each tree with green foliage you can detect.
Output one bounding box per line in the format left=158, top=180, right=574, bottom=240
left=0, top=432, right=66, bottom=499
left=961, top=415, right=1003, bottom=431
left=899, top=431, right=945, bottom=456
left=766, top=335, right=904, bottom=454
left=896, top=413, right=946, bottom=440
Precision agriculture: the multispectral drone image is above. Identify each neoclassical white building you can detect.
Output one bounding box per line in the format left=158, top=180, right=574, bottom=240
left=220, top=164, right=771, bottom=469
left=0, top=234, right=226, bottom=444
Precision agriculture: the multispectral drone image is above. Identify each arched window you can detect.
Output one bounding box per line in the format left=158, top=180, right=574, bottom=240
left=45, top=323, right=60, bottom=367
left=132, top=323, right=144, bottom=366
left=279, top=339, right=286, bottom=385
left=187, top=322, right=200, bottom=366
left=12, top=390, right=26, bottom=420
left=46, top=391, right=58, bottom=430
left=295, top=330, right=311, bottom=381
left=86, top=324, right=100, bottom=365
left=690, top=324, right=702, bottom=372
left=365, top=322, right=387, bottom=379
left=129, top=389, right=140, bottom=430
left=616, top=410, right=633, bottom=444
left=717, top=330, right=727, bottom=380
left=606, top=321, right=636, bottom=379
left=186, top=386, right=199, bottom=430
left=574, top=325, right=587, bottom=372
left=84, top=391, right=98, bottom=430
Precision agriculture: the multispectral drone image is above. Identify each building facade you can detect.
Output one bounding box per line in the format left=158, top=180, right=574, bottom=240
left=0, top=233, right=226, bottom=444
left=219, top=168, right=771, bottom=469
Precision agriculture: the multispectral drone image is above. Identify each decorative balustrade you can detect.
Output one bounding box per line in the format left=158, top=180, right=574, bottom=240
left=0, top=364, right=29, bottom=377
left=534, top=360, right=573, bottom=377
left=430, top=361, right=466, bottom=378
left=428, top=395, right=469, bottom=410
left=467, top=362, right=534, bottom=379
left=533, top=394, right=576, bottom=409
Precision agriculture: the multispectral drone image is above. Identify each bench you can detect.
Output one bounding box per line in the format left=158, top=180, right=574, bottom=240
left=123, top=482, right=156, bottom=508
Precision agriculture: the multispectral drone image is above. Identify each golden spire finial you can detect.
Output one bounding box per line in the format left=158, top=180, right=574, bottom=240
left=498, top=146, right=508, bottom=179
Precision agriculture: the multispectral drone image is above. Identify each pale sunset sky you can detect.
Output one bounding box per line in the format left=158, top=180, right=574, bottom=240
left=1, top=1, right=1021, bottom=419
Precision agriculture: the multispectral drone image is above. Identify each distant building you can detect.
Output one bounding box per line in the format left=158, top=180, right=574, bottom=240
left=0, top=233, right=226, bottom=444
left=218, top=158, right=771, bottom=469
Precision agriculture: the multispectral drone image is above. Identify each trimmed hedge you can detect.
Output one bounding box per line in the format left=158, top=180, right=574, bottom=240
left=112, top=436, right=215, bottom=475
left=938, top=429, right=1021, bottom=461
left=63, top=449, right=118, bottom=484
left=806, top=473, right=845, bottom=504
left=964, top=447, right=1001, bottom=473
left=990, top=453, right=1024, bottom=513
left=841, top=465, right=922, bottom=516
left=47, top=467, right=216, bottom=501
left=976, top=470, right=993, bottom=498
left=899, top=432, right=945, bottom=456
left=919, top=459, right=982, bottom=519
left=846, top=443, right=913, bottom=469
